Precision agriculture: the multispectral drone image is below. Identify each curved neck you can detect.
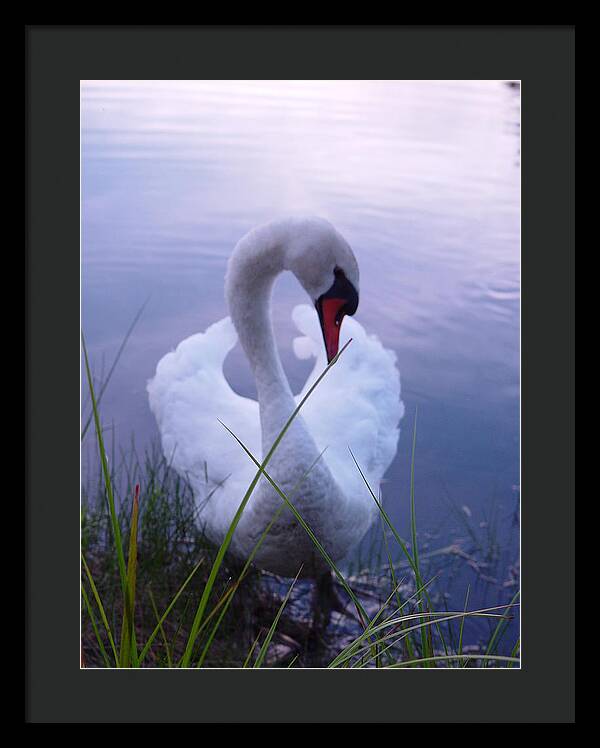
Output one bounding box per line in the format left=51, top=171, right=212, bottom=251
left=225, top=223, right=297, bottom=445
left=224, top=220, right=342, bottom=529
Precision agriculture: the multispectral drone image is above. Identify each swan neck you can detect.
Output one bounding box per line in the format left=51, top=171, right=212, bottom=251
left=224, top=221, right=340, bottom=528
left=225, top=225, right=293, bottom=412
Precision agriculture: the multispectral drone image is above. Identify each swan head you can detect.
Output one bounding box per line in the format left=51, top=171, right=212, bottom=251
left=284, top=219, right=360, bottom=363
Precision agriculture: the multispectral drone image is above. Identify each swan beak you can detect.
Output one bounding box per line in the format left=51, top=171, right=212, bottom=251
left=317, top=297, right=347, bottom=363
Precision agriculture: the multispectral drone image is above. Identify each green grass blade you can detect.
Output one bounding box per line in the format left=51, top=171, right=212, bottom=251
left=407, top=407, right=433, bottom=663
left=81, top=582, right=112, bottom=668
left=348, top=449, right=420, bottom=586
left=327, top=586, right=401, bottom=669
left=409, top=408, right=420, bottom=574
left=352, top=611, right=510, bottom=669
left=348, top=446, right=447, bottom=659
left=180, top=339, right=353, bottom=668
left=331, top=604, right=516, bottom=668
left=195, top=507, right=285, bottom=668
left=218, top=422, right=371, bottom=628
left=81, top=553, right=119, bottom=666
left=388, top=654, right=520, bottom=668
left=137, top=558, right=205, bottom=664
left=169, top=595, right=193, bottom=658
left=175, top=581, right=267, bottom=667
left=243, top=632, right=262, bottom=668
left=81, top=298, right=149, bottom=441
left=253, top=567, right=302, bottom=668
left=380, top=515, right=416, bottom=664
left=327, top=575, right=439, bottom=668
left=484, top=589, right=520, bottom=666
left=119, top=484, right=140, bottom=667
left=149, top=587, right=172, bottom=667
left=82, top=334, right=128, bottom=596
left=195, top=450, right=327, bottom=668
left=458, top=584, right=470, bottom=664
left=507, top=637, right=521, bottom=667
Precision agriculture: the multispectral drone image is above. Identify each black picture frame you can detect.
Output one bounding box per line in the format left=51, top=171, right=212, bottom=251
left=26, top=25, right=575, bottom=723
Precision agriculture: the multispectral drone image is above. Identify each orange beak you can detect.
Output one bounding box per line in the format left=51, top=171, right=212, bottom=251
left=317, top=297, right=347, bottom=363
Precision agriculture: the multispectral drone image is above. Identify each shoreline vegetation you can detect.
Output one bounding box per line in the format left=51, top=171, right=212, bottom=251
left=81, top=328, right=520, bottom=669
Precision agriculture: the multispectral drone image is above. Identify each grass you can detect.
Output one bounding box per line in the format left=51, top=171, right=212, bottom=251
left=81, top=330, right=520, bottom=669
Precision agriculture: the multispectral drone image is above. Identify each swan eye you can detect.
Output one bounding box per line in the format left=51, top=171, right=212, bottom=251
left=323, top=267, right=358, bottom=315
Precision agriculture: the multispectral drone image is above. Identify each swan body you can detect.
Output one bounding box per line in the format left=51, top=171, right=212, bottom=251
left=148, top=217, right=403, bottom=578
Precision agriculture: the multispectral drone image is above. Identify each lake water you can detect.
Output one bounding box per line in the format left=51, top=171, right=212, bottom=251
left=82, top=80, right=520, bottom=650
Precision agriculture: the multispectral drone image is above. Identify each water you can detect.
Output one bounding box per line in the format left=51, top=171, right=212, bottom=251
left=82, top=80, right=520, bottom=651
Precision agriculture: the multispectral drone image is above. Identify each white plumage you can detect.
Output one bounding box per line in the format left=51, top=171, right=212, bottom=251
left=148, top=217, right=403, bottom=578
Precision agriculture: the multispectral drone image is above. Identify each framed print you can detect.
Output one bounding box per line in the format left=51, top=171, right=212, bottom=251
left=26, top=25, right=574, bottom=723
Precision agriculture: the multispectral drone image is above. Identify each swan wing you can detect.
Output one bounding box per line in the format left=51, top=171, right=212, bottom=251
left=292, top=304, right=404, bottom=503
left=147, top=317, right=259, bottom=540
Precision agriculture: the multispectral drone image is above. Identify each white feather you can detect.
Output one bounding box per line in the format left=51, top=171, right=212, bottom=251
left=291, top=305, right=404, bottom=502
left=148, top=217, right=403, bottom=577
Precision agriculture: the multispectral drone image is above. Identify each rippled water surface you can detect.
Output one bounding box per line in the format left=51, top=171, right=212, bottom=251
left=82, top=80, right=520, bottom=639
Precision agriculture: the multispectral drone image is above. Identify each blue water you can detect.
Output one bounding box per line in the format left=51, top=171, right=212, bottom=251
left=82, top=80, right=520, bottom=652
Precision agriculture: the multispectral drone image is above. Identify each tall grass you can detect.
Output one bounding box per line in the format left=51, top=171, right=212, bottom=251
left=81, top=333, right=520, bottom=669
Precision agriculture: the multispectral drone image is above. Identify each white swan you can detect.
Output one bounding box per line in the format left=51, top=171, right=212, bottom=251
left=148, top=217, right=404, bottom=582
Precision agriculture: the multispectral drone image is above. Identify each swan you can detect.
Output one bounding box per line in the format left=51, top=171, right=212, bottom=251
left=148, top=217, right=404, bottom=591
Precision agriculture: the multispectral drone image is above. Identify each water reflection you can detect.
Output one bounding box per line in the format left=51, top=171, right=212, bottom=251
left=82, top=80, right=520, bottom=643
